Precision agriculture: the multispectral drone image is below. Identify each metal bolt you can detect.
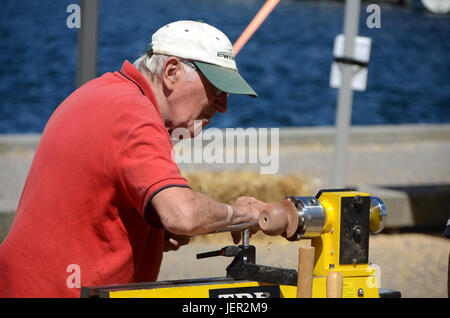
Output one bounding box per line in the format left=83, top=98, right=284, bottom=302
left=242, top=228, right=250, bottom=246
left=352, top=226, right=361, bottom=236
left=353, top=195, right=363, bottom=205
left=358, top=288, right=364, bottom=297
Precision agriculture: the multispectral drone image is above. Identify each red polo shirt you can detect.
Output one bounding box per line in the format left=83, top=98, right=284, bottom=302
left=0, top=61, right=190, bottom=297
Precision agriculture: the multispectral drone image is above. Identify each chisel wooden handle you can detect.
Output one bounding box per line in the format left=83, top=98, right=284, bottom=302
left=327, top=271, right=343, bottom=298
left=297, top=246, right=315, bottom=298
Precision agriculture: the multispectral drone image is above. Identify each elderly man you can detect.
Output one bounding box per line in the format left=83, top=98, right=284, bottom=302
left=0, top=20, right=263, bottom=297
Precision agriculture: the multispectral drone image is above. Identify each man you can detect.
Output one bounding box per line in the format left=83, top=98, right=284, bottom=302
left=0, top=20, right=263, bottom=297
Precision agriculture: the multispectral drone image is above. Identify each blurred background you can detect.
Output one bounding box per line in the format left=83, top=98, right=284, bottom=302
left=0, top=0, right=449, bottom=131
left=0, top=0, right=449, bottom=297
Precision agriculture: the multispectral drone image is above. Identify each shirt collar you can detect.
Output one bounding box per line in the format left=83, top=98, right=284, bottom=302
left=117, top=60, right=160, bottom=110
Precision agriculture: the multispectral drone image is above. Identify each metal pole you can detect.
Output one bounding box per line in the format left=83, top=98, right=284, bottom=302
left=76, top=0, right=99, bottom=88
left=332, top=0, right=361, bottom=188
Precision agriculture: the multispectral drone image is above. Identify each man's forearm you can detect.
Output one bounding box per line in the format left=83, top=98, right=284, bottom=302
left=188, top=191, right=232, bottom=234
left=190, top=191, right=261, bottom=229
left=152, top=187, right=261, bottom=236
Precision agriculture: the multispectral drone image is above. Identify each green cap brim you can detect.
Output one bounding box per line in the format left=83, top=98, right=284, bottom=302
left=194, top=61, right=258, bottom=98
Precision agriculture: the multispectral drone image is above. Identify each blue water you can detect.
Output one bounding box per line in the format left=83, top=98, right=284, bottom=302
left=0, top=0, right=449, bottom=133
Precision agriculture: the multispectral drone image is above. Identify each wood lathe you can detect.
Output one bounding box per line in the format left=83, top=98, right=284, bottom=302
left=81, top=189, right=400, bottom=298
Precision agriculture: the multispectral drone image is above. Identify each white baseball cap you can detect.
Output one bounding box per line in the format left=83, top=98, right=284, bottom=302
left=149, top=20, right=258, bottom=98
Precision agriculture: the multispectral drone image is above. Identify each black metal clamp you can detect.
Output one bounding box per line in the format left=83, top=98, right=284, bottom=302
left=196, top=228, right=298, bottom=286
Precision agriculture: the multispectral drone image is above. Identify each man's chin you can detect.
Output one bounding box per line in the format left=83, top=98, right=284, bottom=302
left=192, top=118, right=209, bottom=137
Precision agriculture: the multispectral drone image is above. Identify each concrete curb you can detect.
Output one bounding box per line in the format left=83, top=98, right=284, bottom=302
left=0, top=133, right=41, bottom=150
left=278, top=124, right=450, bottom=145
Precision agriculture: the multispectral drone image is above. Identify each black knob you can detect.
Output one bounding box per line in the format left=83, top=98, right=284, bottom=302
left=196, top=246, right=240, bottom=259
left=351, top=225, right=362, bottom=243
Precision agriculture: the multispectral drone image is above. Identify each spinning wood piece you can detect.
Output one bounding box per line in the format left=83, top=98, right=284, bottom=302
left=258, top=200, right=299, bottom=240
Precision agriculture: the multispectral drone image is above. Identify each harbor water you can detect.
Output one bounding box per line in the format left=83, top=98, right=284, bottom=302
left=0, top=0, right=449, bottom=132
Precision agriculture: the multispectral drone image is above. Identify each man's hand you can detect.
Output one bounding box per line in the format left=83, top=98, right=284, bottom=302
left=163, top=230, right=191, bottom=252
left=230, top=196, right=266, bottom=244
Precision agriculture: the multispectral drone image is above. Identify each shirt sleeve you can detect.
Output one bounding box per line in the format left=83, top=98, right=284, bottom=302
left=112, top=99, right=190, bottom=224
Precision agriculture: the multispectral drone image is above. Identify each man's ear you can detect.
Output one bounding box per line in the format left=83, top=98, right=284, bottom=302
left=162, top=57, right=181, bottom=92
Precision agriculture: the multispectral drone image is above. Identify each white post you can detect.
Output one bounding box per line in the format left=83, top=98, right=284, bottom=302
left=332, top=0, right=361, bottom=188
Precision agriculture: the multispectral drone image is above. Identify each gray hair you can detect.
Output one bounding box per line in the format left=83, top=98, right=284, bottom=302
left=133, top=53, right=197, bottom=82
